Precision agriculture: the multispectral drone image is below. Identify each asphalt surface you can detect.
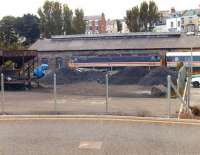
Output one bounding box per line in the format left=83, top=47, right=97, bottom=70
left=0, top=118, right=200, bottom=155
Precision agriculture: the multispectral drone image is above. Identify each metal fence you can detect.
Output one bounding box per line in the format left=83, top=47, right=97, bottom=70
left=0, top=72, right=190, bottom=118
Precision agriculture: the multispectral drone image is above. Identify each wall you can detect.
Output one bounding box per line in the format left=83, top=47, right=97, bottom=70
left=166, top=17, right=181, bottom=32
left=181, top=15, right=200, bottom=33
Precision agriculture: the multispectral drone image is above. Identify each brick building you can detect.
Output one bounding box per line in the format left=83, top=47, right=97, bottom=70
left=84, top=13, right=106, bottom=34
left=30, top=33, right=200, bottom=71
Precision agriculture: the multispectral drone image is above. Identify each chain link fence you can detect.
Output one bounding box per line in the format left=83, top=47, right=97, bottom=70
left=0, top=70, right=184, bottom=117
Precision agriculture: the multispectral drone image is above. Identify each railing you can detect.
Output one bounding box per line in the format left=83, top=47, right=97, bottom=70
left=166, top=75, right=190, bottom=118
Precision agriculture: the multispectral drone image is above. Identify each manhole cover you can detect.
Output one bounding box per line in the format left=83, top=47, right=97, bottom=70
left=79, top=141, right=102, bottom=150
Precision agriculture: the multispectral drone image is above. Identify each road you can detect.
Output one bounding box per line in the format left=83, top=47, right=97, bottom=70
left=0, top=118, right=200, bottom=155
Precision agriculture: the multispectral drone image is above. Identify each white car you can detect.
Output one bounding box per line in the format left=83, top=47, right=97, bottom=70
left=192, top=75, right=200, bottom=87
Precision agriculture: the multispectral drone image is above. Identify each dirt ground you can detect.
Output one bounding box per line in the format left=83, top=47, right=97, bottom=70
left=0, top=82, right=188, bottom=117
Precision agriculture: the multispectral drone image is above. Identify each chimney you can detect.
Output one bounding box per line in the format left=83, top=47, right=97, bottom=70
left=171, top=7, right=176, bottom=13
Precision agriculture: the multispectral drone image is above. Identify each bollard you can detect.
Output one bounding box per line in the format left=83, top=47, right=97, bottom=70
left=1, top=73, right=5, bottom=114
left=167, top=75, right=171, bottom=118
left=53, top=73, right=57, bottom=113
left=106, top=73, right=109, bottom=113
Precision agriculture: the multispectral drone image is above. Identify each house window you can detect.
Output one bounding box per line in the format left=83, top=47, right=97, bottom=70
left=171, top=22, right=174, bottom=28
left=181, top=18, right=184, bottom=24
left=178, top=21, right=181, bottom=27
left=55, top=57, right=64, bottom=69
left=96, top=26, right=99, bottom=30
left=181, top=26, right=184, bottom=32
left=189, top=17, right=193, bottom=24
left=95, top=20, right=98, bottom=26
left=41, top=58, right=48, bottom=65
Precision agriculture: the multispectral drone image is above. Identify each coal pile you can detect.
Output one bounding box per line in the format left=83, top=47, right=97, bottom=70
left=109, top=67, right=149, bottom=84
left=138, top=67, right=177, bottom=86
left=40, top=67, right=105, bottom=85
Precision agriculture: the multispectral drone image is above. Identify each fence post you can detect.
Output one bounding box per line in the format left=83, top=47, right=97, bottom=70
left=1, top=73, right=5, bottom=114
left=167, top=75, right=171, bottom=118
left=106, top=73, right=109, bottom=113
left=53, top=73, right=57, bottom=113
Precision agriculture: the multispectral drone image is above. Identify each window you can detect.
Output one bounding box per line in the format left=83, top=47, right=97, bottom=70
left=41, top=58, right=48, bottom=65
left=95, top=20, right=98, bottom=26
left=55, top=57, right=64, bottom=69
left=189, top=17, right=193, bottom=24
left=178, top=21, right=181, bottom=27
left=181, top=18, right=184, bottom=24
left=171, top=22, right=174, bottom=28
left=96, top=26, right=99, bottom=30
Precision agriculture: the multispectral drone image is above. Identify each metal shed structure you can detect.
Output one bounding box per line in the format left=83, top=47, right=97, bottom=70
left=0, top=50, right=37, bottom=89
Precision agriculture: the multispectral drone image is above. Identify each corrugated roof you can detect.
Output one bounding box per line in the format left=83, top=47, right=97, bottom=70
left=30, top=33, right=200, bottom=52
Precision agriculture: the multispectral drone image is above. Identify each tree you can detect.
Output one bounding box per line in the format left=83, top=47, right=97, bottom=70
left=15, top=14, right=40, bottom=44
left=125, top=1, right=160, bottom=32
left=38, top=0, right=86, bottom=37
left=72, top=9, right=86, bottom=34
left=63, top=4, right=73, bottom=35
left=148, top=1, right=159, bottom=31
left=140, top=1, right=149, bottom=31
left=116, top=20, right=122, bottom=32
left=38, top=0, right=56, bottom=38
left=125, top=6, right=140, bottom=32
left=0, top=16, right=18, bottom=48
left=51, top=1, right=63, bottom=35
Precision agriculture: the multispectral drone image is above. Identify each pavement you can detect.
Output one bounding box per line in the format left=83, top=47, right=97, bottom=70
left=0, top=116, right=200, bottom=155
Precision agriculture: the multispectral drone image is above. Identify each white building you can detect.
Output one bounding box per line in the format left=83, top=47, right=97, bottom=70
left=153, top=25, right=169, bottom=33
left=166, top=17, right=181, bottom=32
left=121, top=20, right=129, bottom=33
left=106, top=19, right=118, bottom=33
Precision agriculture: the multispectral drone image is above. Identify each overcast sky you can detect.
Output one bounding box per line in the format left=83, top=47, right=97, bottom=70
left=0, top=0, right=200, bottom=19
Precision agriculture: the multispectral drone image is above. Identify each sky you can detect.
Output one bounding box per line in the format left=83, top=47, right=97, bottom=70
left=0, top=0, right=200, bottom=19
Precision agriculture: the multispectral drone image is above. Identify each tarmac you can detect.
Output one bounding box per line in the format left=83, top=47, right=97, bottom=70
left=0, top=115, right=200, bottom=155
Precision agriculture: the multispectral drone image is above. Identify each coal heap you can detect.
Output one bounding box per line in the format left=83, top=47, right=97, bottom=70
left=40, top=67, right=105, bottom=85
left=138, top=67, right=177, bottom=86
left=109, top=67, right=149, bottom=84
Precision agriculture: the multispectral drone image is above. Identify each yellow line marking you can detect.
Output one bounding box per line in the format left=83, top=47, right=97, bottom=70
left=0, top=116, right=199, bottom=126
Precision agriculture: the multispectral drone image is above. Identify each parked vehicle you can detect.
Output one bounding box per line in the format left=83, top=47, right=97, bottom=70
left=192, top=74, right=200, bottom=87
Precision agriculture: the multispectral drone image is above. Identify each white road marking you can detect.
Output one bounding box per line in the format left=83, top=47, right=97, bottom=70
left=79, top=141, right=102, bottom=150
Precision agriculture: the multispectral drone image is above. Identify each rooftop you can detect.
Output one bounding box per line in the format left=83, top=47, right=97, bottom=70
left=30, top=33, right=200, bottom=52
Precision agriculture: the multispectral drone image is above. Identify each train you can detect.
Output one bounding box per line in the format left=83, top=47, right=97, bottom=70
left=68, top=52, right=200, bottom=68
left=69, top=53, right=161, bottom=68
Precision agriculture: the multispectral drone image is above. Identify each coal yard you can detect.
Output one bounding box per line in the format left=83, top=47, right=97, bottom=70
left=40, top=66, right=177, bottom=86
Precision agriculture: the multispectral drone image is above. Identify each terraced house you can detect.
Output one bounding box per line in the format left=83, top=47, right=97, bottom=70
left=181, top=9, right=200, bottom=33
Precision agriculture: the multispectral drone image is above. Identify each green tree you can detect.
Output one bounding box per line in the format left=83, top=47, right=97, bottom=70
left=140, top=1, right=149, bottom=31
left=0, top=16, right=18, bottom=48
left=116, top=20, right=122, bottom=32
left=125, top=6, right=140, bottom=32
left=72, top=9, right=86, bottom=34
left=148, top=1, right=159, bottom=31
left=15, top=14, right=40, bottom=44
left=125, top=1, right=160, bottom=32
left=51, top=1, right=63, bottom=35
left=63, top=4, right=73, bottom=35
left=38, top=0, right=54, bottom=38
